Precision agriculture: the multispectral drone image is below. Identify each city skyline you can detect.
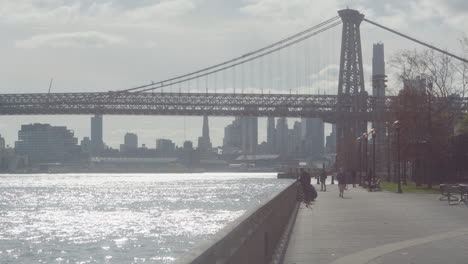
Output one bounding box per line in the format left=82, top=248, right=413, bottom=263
left=0, top=116, right=333, bottom=149
left=6, top=114, right=333, bottom=156
left=0, top=1, right=466, bottom=150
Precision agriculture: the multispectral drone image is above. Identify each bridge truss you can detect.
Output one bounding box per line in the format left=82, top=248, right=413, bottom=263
left=0, top=92, right=465, bottom=120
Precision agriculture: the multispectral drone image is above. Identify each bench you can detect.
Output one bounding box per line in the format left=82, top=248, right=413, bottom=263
left=439, top=184, right=459, bottom=205
left=370, top=178, right=381, bottom=191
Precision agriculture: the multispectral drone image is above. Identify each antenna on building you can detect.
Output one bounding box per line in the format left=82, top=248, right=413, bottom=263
left=48, top=78, right=54, bottom=94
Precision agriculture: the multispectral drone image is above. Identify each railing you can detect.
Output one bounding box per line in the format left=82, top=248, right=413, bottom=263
left=175, top=181, right=299, bottom=264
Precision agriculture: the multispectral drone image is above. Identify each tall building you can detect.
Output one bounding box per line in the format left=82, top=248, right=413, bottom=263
left=120, top=133, right=138, bottom=152
left=0, top=134, right=5, bottom=149
left=90, top=115, right=104, bottom=154
left=372, top=43, right=385, bottom=94
left=326, top=124, right=337, bottom=153
left=301, top=118, right=325, bottom=158
left=15, top=123, right=78, bottom=163
left=289, top=121, right=302, bottom=155
left=275, top=118, right=289, bottom=155
left=267, top=117, right=276, bottom=152
left=241, top=116, right=258, bottom=154
left=372, top=43, right=388, bottom=171
left=223, top=118, right=242, bottom=148
left=182, top=140, right=194, bottom=167
left=156, top=139, right=175, bottom=154
left=222, top=117, right=258, bottom=154
left=198, top=116, right=212, bottom=152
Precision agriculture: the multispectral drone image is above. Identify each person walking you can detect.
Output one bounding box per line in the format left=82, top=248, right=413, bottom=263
left=320, top=169, right=327, bottom=191
left=367, top=168, right=373, bottom=191
left=351, top=169, right=357, bottom=188
left=337, top=168, right=346, bottom=198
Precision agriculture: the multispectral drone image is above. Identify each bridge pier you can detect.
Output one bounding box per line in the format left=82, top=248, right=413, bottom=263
left=335, top=9, right=367, bottom=173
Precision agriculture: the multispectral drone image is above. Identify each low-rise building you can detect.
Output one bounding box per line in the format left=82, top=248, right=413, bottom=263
left=15, top=123, right=79, bottom=163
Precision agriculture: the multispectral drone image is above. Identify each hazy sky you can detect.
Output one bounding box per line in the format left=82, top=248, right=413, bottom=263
left=0, top=0, right=467, bottom=148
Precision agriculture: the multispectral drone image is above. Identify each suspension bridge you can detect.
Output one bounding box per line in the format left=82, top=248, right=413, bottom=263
left=1, top=9, right=467, bottom=169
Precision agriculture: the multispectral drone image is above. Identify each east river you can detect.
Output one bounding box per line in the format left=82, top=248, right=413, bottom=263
left=0, top=173, right=292, bottom=263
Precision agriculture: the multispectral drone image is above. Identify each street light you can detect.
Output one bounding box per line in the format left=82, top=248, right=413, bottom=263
left=363, top=132, right=369, bottom=188
left=393, top=120, right=402, bottom=193
left=385, top=121, right=391, bottom=182
left=356, top=136, right=362, bottom=186
left=426, top=80, right=433, bottom=189
left=370, top=128, right=377, bottom=191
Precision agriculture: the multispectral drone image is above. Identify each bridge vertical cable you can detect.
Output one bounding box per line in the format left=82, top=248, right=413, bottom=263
left=115, top=17, right=341, bottom=94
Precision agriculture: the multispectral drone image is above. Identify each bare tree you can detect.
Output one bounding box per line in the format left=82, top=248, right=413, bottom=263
left=454, top=34, right=468, bottom=98
left=389, top=48, right=459, bottom=188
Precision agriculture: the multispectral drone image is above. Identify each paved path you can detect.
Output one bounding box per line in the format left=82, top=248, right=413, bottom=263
left=283, top=183, right=468, bottom=264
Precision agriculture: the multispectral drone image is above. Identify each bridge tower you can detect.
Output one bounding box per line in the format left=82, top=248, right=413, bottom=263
left=336, top=9, right=367, bottom=172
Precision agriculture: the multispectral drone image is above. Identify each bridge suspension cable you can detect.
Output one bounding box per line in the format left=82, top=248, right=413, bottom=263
left=364, top=18, right=468, bottom=64
left=131, top=20, right=342, bottom=93
left=119, top=16, right=341, bottom=93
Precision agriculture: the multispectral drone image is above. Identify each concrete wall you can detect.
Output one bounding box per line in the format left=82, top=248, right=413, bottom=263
left=175, top=181, right=298, bottom=264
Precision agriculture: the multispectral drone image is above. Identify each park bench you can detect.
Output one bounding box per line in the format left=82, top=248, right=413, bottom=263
left=370, top=178, right=381, bottom=191
left=439, top=184, right=460, bottom=205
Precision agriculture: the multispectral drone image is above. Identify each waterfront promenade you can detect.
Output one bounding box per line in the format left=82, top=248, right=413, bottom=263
left=284, top=184, right=468, bottom=264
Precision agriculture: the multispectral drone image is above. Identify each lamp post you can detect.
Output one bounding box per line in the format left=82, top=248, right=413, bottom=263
left=426, top=80, right=433, bottom=189
left=386, top=121, right=391, bottom=182
left=363, top=132, right=369, bottom=189
left=393, top=120, right=402, bottom=193
left=357, top=136, right=362, bottom=186
left=371, top=129, right=377, bottom=190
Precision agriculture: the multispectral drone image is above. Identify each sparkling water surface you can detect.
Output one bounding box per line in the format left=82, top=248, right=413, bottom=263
left=0, top=173, right=292, bottom=263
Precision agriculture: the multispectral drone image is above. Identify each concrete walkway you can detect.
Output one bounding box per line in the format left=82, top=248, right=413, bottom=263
left=283, top=183, right=468, bottom=264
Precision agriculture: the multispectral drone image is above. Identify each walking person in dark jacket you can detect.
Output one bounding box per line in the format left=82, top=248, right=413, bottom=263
left=351, top=169, right=357, bottom=188
left=337, top=168, right=346, bottom=198
left=320, top=169, right=327, bottom=191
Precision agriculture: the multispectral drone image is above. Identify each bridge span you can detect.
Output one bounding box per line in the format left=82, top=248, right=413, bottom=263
left=0, top=92, right=465, bottom=122
left=0, top=91, right=401, bottom=122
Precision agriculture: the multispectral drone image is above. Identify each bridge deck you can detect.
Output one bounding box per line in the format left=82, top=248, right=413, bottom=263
left=0, top=92, right=464, bottom=120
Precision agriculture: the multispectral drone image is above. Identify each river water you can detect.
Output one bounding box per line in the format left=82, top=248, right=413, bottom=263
left=0, top=173, right=292, bottom=264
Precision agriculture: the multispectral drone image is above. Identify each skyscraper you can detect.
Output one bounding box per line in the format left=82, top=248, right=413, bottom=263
left=372, top=44, right=385, bottom=83
left=90, top=115, right=104, bottom=154
left=372, top=43, right=387, bottom=171
left=267, top=117, right=276, bottom=152
left=223, top=118, right=242, bottom=148
left=289, top=121, right=302, bottom=154
left=241, top=116, right=258, bottom=154
left=275, top=118, right=288, bottom=155
left=301, top=118, right=325, bottom=158
left=198, top=115, right=212, bottom=152
left=326, top=124, right=337, bottom=153
left=0, top=134, right=5, bottom=149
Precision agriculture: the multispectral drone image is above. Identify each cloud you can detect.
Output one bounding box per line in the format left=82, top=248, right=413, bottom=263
left=0, top=1, right=83, bottom=25
left=240, top=0, right=341, bottom=24
left=125, top=0, right=196, bottom=22
left=16, top=31, right=125, bottom=49
left=410, top=0, right=468, bottom=31
left=0, top=0, right=196, bottom=28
